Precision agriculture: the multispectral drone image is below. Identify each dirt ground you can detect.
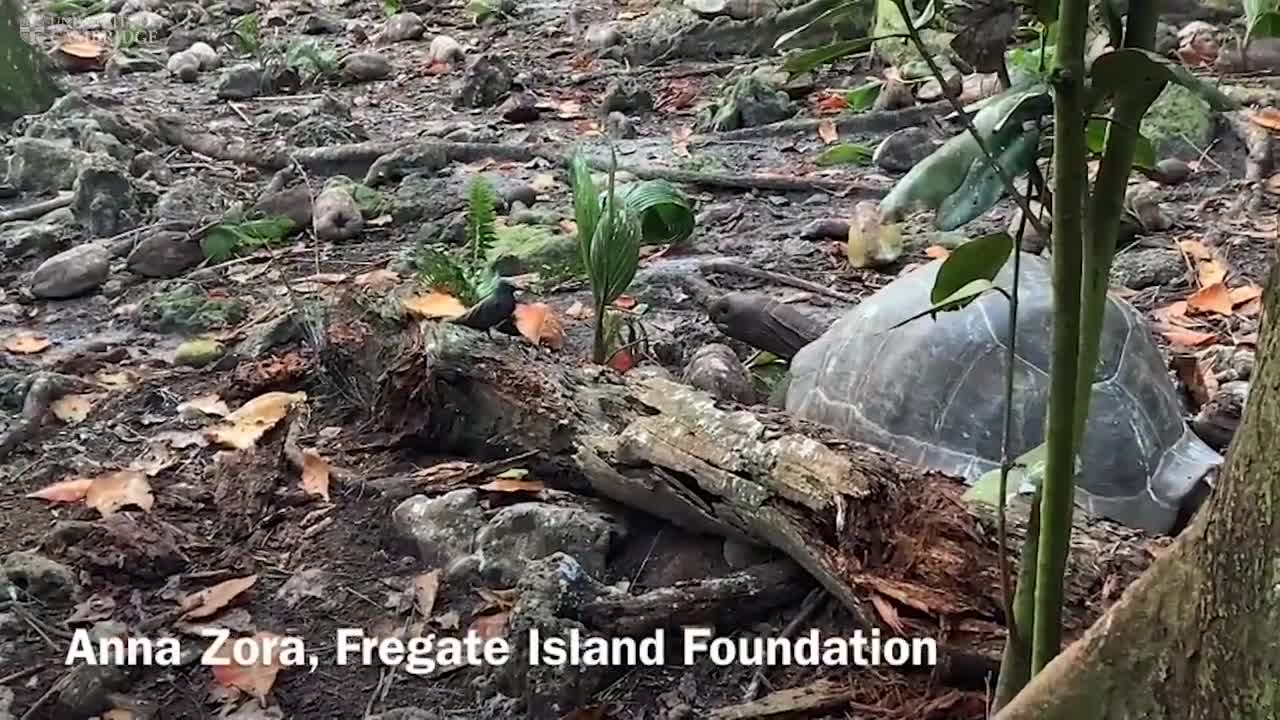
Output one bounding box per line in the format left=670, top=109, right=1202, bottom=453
left=1, top=0, right=1277, bottom=718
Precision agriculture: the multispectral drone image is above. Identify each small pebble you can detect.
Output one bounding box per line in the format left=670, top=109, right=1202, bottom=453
left=166, top=51, right=200, bottom=82
left=1153, top=157, right=1192, bottom=186
left=584, top=23, right=622, bottom=49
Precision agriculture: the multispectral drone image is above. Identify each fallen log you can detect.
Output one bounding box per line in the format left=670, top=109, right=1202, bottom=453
left=322, top=304, right=1159, bottom=661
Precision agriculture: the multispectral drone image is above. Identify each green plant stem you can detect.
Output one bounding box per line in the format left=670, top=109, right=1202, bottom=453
left=591, top=305, right=607, bottom=364
left=994, top=491, right=1041, bottom=710
left=1072, top=0, right=1160, bottom=444
left=1032, top=0, right=1089, bottom=675
left=889, top=0, right=1048, bottom=240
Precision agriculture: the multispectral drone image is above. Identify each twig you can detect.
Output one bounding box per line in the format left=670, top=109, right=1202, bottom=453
left=743, top=588, right=827, bottom=702
left=15, top=608, right=59, bottom=653
left=0, top=663, right=44, bottom=685
left=698, top=259, right=857, bottom=303
left=891, top=0, right=1048, bottom=240
left=228, top=101, right=255, bottom=128
left=0, top=193, right=72, bottom=225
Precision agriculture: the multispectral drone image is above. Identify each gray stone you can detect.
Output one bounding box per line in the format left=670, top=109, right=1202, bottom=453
left=1, top=551, right=77, bottom=602
left=303, top=13, right=346, bottom=34
left=83, top=131, right=133, bottom=165
left=155, top=178, right=223, bottom=224
left=234, top=311, right=301, bottom=359
left=873, top=126, right=936, bottom=172
left=71, top=157, right=137, bottom=237
left=472, top=503, right=622, bottom=585
left=167, top=51, right=201, bottom=82
left=605, top=111, right=637, bottom=139
left=393, top=489, right=489, bottom=572
left=166, top=29, right=208, bottom=53
left=583, top=23, right=622, bottom=49
left=1, top=223, right=65, bottom=264
left=187, top=42, right=220, bottom=69
left=6, top=138, right=89, bottom=193
left=1153, top=157, right=1192, bottom=186
left=428, top=35, right=464, bottom=65
left=216, top=63, right=263, bottom=99
left=125, top=10, right=169, bottom=33
left=367, top=710, right=443, bottom=720
left=382, top=12, right=425, bottom=42
left=601, top=78, right=653, bottom=114
left=391, top=175, right=460, bottom=224
left=342, top=52, right=393, bottom=82
left=695, top=74, right=796, bottom=132
left=682, top=343, right=757, bottom=404
left=1109, top=247, right=1187, bottom=290
left=255, top=185, right=313, bottom=230
left=499, top=93, right=540, bottom=123
left=225, top=0, right=256, bottom=15
left=29, top=242, right=113, bottom=299
left=127, top=231, right=204, bottom=278
left=129, top=151, right=172, bottom=183
left=455, top=55, right=514, bottom=108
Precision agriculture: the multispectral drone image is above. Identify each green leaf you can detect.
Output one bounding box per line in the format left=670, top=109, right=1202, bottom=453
left=844, top=80, right=883, bottom=112
left=621, top=180, right=695, bottom=246
left=936, top=127, right=1040, bottom=231
left=1086, top=117, right=1156, bottom=170
left=414, top=245, right=478, bottom=304
left=816, top=143, right=875, bottom=166
left=1250, top=10, right=1280, bottom=41
left=1090, top=48, right=1239, bottom=113
left=200, top=227, right=240, bottom=264
left=465, top=175, right=499, bottom=266
left=774, top=0, right=866, bottom=49
left=963, top=443, right=1049, bottom=506
left=1246, top=0, right=1280, bottom=43
left=888, top=278, right=998, bottom=330
left=930, top=232, right=1013, bottom=305
left=782, top=39, right=876, bottom=73
left=588, top=149, right=642, bottom=308
left=569, top=152, right=600, bottom=270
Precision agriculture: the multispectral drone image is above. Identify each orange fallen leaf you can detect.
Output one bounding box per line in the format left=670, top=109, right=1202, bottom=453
left=613, top=295, right=637, bottom=310
left=817, top=119, right=838, bottom=145
left=468, top=611, right=509, bottom=642
left=512, top=303, right=565, bottom=349
left=924, top=245, right=950, bottom=259
left=355, top=269, right=401, bottom=290
left=1229, top=285, right=1263, bottom=306
left=607, top=348, right=636, bottom=374
left=1154, top=301, right=1188, bottom=324
left=403, top=291, right=467, bottom=319
left=52, top=393, right=103, bottom=424
left=564, top=301, right=589, bottom=319
left=300, top=450, right=331, bottom=502
left=476, top=478, right=547, bottom=493
left=1198, top=260, right=1226, bottom=288
left=209, top=631, right=285, bottom=701
left=54, top=38, right=107, bottom=71
left=1186, top=282, right=1234, bottom=315
left=182, top=575, right=259, bottom=619
left=1237, top=297, right=1263, bottom=317
left=205, top=392, right=306, bottom=450
left=816, top=93, right=849, bottom=114
left=178, top=394, right=231, bottom=418
left=27, top=478, right=94, bottom=503
left=4, top=332, right=51, bottom=354
left=85, top=470, right=154, bottom=516
left=1158, top=325, right=1217, bottom=348
left=1250, top=107, right=1280, bottom=132
left=413, top=570, right=442, bottom=617
left=1177, top=239, right=1212, bottom=262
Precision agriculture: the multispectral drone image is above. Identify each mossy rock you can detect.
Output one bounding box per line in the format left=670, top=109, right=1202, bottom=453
left=486, top=225, right=580, bottom=277
left=1141, top=84, right=1213, bottom=160
left=139, top=285, right=248, bottom=334
left=0, top=0, right=63, bottom=122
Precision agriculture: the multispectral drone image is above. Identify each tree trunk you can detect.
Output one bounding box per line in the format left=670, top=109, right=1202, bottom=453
left=0, top=0, right=61, bottom=123
left=994, top=259, right=1280, bottom=719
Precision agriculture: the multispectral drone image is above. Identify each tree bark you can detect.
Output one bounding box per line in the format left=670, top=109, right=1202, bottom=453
left=994, top=259, right=1280, bottom=719
left=0, top=0, right=62, bottom=122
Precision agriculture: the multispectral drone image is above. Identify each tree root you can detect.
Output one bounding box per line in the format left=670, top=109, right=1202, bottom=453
left=700, top=258, right=859, bottom=303
left=0, top=372, right=94, bottom=461
left=0, top=192, right=72, bottom=225
left=702, top=102, right=949, bottom=142
left=155, top=115, right=887, bottom=196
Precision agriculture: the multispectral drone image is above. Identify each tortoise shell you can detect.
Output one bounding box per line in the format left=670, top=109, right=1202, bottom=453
left=785, top=252, right=1221, bottom=534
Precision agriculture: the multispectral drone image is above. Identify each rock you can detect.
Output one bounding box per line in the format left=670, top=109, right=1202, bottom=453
left=487, top=226, right=577, bottom=276
left=30, top=243, right=112, bottom=298
left=499, top=93, right=540, bottom=123
left=583, top=23, right=622, bottom=49
left=166, top=29, right=208, bottom=53
left=71, top=157, right=137, bottom=237
left=695, top=74, right=796, bottom=132
left=471, top=503, right=622, bottom=585
left=216, top=63, right=263, bottom=99
left=83, top=131, right=133, bottom=165
left=312, top=180, right=364, bottom=241
left=601, top=78, right=654, bottom=114
left=224, top=0, right=257, bottom=14
left=382, top=12, right=424, bottom=42
left=174, top=339, right=225, bottom=367
left=391, top=174, right=460, bottom=224
left=125, top=9, right=169, bottom=33
left=303, top=13, right=346, bottom=34
left=342, top=52, right=393, bottom=82
left=233, top=311, right=301, bottom=359
left=1, top=551, right=77, bottom=602
left=1, top=222, right=65, bottom=263
left=155, top=178, right=224, bottom=225
left=1142, top=83, right=1212, bottom=159
left=6, top=138, right=88, bottom=193
left=428, top=35, right=464, bottom=65
left=914, top=66, right=963, bottom=102
left=127, top=231, right=204, bottom=278
left=186, top=42, right=220, bottom=70
left=130, top=151, right=172, bottom=183
left=873, top=126, right=935, bottom=172
left=1152, top=157, right=1192, bottom=185
left=872, top=77, right=915, bottom=111
left=1109, top=247, right=1187, bottom=289
left=455, top=55, right=514, bottom=108
left=605, top=111, right=637, bottom=139
left=681, top=343, right=757, bottom=404
left=392, top=489, right=489, bottom=572
left=255, top=185, right=313, bottom=229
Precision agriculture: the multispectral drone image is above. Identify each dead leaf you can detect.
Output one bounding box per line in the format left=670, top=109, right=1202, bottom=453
left=468, top=611, right=509, bottom=642
left=413, top=570, right=442, bottom=617
left=1229, top=285, right=1263, bottom=306
left=564, top=301, right=589, bottom=319
left=1268, top=173, right=1280, bottom=196
left=4, top=332, right=51, bottom=354
left=129, top=443, right=178, bottom=477
left=607, top=348, right=636, bottom=374
left=613, top=296, right=637, bottom=310
left=153, top=429, right=209, bottom=449
left=1154, top=301, right=1188, bottom=324
left=85, top=471, right=154, bottom=516
left=1172, top=354, right=1219, bottom=408
left=869, top=593, right=906, bottom=635
left=556, top=99, right=584, bottom=118
left=205, top=392, right=307, bottom=450
left=512, top=303, right=565, bottom=349
left=27, top=478, right=94, bottom=504
left=179, top=394, right=231, bottom=418
left=924, top=245, right=950, bottom=259
left=94, top=369, right=135, bottom=388
left=403, top=291, right=467, bottom=319
left=1250, top=107, right=1280, bottom=132
left=1177, top=239, right=1212, bottom=262
left=1157, top=324, right=1218, bottom=348
left=52, top=394, right=103, bottom=424
left=816, top=93, right=849, bottom=114
left=66, top=593, right=116, bottom=625
left=1186, top=282, right=1234, bottom=315
left=672, top=126, right=692, bottom=158
left=54, top=38, right=107, bottom=71
left=1237, top=297, right=1264, bottom=317
left=435, top=610, right=461, bottom=630
left=476, top=478, right=546, bottom=493
left=530, top=174, right=559, bottom=194
left=300, top=272, right=347, bottom=284
left=210, top=631, right=285, bottom=701
left=817, top=119, right=838, bottom=145
left=182, top=575, right=259, bottom=619
left=354, top=269, right=400, bottom=290
left=299, top=450, right=331, bottom=502
left=475, top=588, right=519, bottom=613
left=1198, top=261, right=1227, bottom=288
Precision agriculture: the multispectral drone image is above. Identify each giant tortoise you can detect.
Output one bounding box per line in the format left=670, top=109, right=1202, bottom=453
left=784, top=252, right=1222, bottom=535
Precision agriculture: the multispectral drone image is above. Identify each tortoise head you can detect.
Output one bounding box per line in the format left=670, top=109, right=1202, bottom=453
left=707, top=294, right=737, bottom=331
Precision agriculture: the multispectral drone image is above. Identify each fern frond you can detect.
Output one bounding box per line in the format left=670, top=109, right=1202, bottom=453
left=465, top=176, right=499, bottom=267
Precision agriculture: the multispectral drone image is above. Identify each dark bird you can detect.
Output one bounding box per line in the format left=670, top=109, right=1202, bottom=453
left=708, top=292, right=827, bottom=360
left=450, top=278, right=517, bottom=336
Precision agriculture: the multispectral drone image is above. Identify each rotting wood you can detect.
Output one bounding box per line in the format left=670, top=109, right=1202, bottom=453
left=708, top=679, right=858, bottom=720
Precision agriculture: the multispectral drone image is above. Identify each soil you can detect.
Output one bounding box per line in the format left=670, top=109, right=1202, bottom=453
left=1, top=1, right=1277, bottom=719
